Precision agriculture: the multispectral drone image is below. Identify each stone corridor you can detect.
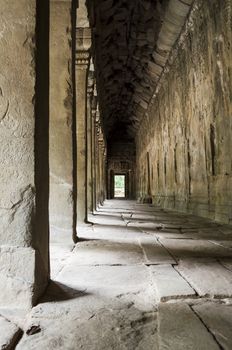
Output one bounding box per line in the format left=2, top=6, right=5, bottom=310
left=3, top=200, right=230, bottom=349
left=0, top=0, right=232, bottom=348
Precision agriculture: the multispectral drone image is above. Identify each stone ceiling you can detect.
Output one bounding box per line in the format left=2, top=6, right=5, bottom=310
left=87, top=0, right=194, bottom=140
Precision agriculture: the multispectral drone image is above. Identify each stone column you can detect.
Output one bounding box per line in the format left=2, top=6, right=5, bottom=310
left=98, top=128, right=105, bottom=205
left=75, top=27, right=91, bottom=224
left=104, top=146, right=107, bottom=200
left=95, top=115, right=101, bottom=207
left=0, top=0, right=49, bottom=309
left=91, top=99, right=97, bottom=211
left=98, top=140, right=103, bottom=205
left=86, top=71, right=94, bottom=216
left=50, top=0, right=76, bottom=242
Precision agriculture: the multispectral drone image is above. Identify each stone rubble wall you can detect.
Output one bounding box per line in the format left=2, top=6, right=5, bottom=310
left=136, top=0, right=232, bottom=224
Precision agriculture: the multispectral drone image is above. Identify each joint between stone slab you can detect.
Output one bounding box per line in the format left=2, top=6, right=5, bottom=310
left=189, top=304, right=225, bottom=350
left=173, top=264, right=199, bottom=297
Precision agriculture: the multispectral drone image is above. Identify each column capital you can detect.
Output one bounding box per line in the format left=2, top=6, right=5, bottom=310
left=76, top=50, right=90, bottom=68
left=76, top=27, right=91, bottom=68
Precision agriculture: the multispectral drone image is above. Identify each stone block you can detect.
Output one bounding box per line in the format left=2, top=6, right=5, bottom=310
left=0, top=247, right=47, bottom=309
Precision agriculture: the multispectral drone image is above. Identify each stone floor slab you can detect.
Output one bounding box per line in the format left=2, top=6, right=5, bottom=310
left=176, top=259, right=232, bottom=297
left=57, top=264, right=156, bottom=310
left=193, top=302, right=232, bottom=350
left=150, top=265, right=195, bottom=301
left=144, top=229, right=186, bottom=239
left=16, top=305, right=158, bottom=350
left=139, top=237, right=177, bottom=264
left=85, top=224, right=147, bottom=241
left=159, top=238, right=232, bottom=259
left=127, top=221, right=161, bottom=230
left=158, top=303, right=220, bottom=350
left=72, top=240, right=145, bottom=265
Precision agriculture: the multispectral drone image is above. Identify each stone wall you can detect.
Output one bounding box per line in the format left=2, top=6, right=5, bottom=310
left=136, top=0, right=232, bottom=223
left=50, top=0, right=76, bottom=240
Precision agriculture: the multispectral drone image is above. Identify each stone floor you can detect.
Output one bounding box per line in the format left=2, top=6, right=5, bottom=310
left=2, top=200, right=232, bottom=349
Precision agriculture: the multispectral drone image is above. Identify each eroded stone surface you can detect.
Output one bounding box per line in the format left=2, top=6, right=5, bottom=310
left=0, top=247, right=45, bottom=309
left=17, top=305, right=158, bottom=350
left=136, top=0, right=232, bottom=224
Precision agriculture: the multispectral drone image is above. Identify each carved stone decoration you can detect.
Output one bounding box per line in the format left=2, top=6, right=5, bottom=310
left=76, top=27, right=92, bottom=69
left=76, top=50, right=90, bottom=68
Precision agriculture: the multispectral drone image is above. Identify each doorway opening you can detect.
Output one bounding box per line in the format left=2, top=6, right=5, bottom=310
left=114, top=175, right=126, bottom=198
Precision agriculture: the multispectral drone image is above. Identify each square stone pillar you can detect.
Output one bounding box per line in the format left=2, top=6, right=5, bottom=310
left=75, top=27, right=91, bottom=224
left=91, top=101, right=97, bottom=211
left=98, top=136, right=107, bottom=205
left=95, top=116, right=101, bottom=207
left=50, top=0, right=76, bottom=242
left=0, top=0, right=49, bottom=309
left=98, top=139, right=104, bottom=205
left=86, top=74, right=94, bottom=215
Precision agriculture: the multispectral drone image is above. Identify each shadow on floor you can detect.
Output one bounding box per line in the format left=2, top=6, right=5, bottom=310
left=40, top=281, right=91, bottom=303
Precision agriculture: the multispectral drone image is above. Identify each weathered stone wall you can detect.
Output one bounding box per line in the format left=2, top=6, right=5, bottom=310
left=136, top=0, right=232, bottom=223
left=0, top=0, right=49, bottom=308
left=50, top=0, right=75, bottom=240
